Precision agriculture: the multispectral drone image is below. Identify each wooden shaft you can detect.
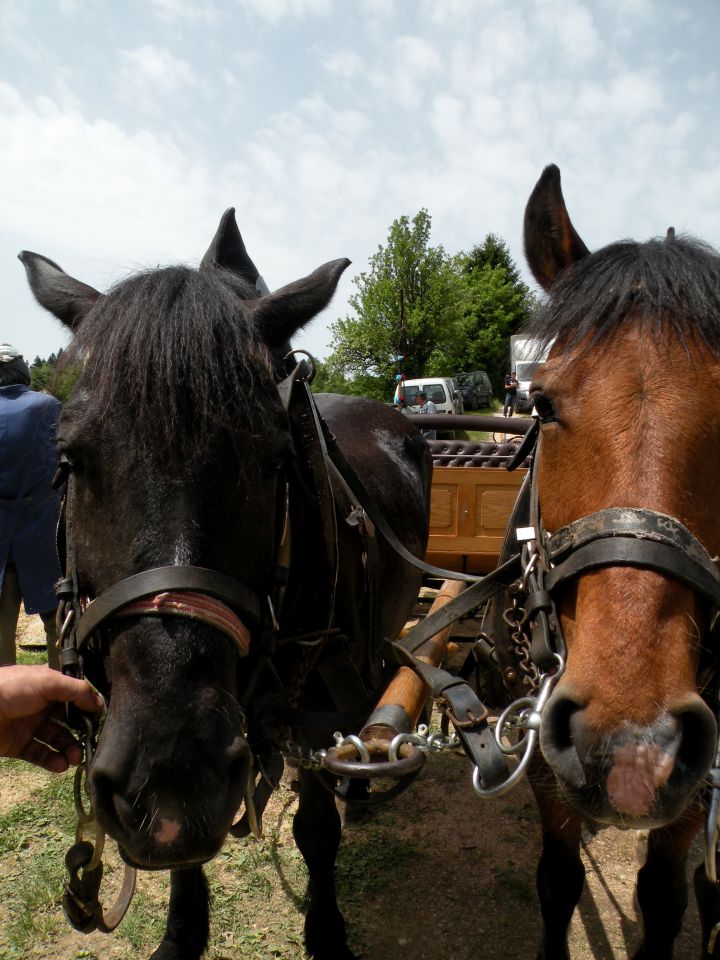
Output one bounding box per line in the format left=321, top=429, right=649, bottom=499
left=359, top=579, right=465, bottom=745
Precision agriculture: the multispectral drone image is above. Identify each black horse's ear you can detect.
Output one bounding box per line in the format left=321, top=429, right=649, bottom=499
left=18, top=251, right=102, bottom=330
left=250, top=258, right=350, bottom=350
left=201, top=208, right=270, bottom=294
left=523, top=165, right=589, bottom=291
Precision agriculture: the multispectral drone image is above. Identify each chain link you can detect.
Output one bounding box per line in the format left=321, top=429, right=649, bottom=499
left=281, top=722, right=462, bottom=772
left=503, top=586, right=540, bottom=693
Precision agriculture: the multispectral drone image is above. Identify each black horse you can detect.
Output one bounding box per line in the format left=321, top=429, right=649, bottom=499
left=20, top=212, right=431, bottom=960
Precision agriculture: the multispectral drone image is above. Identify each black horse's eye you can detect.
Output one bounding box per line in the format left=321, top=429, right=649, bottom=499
left=530, top=391, right=557, bottom=424
left=57, top=444, right=77, bottom=469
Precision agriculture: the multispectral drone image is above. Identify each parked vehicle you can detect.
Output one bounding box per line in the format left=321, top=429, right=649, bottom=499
left=402, top=377, right=464, bottom=415
left=454, top=370, right=494, bottom=409
left=508, top=336, right=553, bottom=411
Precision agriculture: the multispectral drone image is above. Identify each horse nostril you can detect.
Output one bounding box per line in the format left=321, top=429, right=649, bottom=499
left=539, top=690, right=588, bottom=788
left=89, top=768, right=113, bottom=812
left=675, top=697, right=717, bottom=781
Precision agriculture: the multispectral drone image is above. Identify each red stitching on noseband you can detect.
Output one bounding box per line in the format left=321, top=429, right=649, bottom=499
left=115, top=591, right=251, bottom=657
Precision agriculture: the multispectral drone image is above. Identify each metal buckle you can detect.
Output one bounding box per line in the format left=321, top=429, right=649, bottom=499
left=440, top=699, right=489, bottom=729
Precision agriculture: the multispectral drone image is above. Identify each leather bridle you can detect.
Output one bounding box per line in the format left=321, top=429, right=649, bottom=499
left=54, top=466, right=264, bottom=682
left=512, top=427, right=720, bottom=675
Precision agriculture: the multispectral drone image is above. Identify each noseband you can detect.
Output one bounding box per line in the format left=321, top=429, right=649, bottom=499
left=515, top=430, right=720, bottom=674
left=55, top=489, right=262, bottom=678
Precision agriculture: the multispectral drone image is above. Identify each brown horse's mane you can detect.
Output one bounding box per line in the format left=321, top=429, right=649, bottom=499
left=526, top=235, right=720, bottom=356
left=64, top=265, right=281, bottom=465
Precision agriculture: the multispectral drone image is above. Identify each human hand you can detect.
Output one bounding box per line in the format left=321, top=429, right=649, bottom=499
left=0, top=665, right=104, bottom=772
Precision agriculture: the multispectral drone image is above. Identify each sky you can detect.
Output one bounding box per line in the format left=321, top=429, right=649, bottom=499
left=2, top=0, right=719, bottom=367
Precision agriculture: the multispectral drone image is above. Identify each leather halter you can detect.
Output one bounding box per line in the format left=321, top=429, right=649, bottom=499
left=517, top=431, right=720, bottom=672
left=545, top=508, right=720, bottom=607
left=56, top=503, right=261, bottom=676
left=53, top=435, right=280, bottom=681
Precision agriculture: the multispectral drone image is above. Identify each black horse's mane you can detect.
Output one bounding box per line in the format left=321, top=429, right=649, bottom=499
left=66, top=265, right=280, bottom=463
left=526, top=235, right=720, bottom=356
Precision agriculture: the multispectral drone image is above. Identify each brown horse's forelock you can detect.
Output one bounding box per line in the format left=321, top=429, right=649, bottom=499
left=64, top=266, right=280, bottom=467
left=525, top=235, right=720, bottom=357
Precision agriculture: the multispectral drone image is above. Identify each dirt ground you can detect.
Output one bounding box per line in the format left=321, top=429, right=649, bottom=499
left=4, top=610, right=709, bottom=959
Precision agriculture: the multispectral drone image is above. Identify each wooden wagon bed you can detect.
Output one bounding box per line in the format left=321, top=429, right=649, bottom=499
left=424, top=439, right=527, bottom=574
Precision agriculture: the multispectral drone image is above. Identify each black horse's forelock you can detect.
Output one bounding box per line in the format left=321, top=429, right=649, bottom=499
left=65, top=265, right=280, bottom=463
left=526, top=235, right=720, bottom=356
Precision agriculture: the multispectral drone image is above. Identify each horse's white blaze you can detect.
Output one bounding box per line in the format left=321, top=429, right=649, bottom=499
left=172, top=535, right=191, bottom=565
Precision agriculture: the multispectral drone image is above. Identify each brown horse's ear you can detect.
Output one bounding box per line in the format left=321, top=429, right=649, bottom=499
left=249, top=258, right=350, bottom=350
left=523, top=165, right=590, bottom=291
left=18, top=251, right=103, bottom=330
left=201, top=208, right=270, bottom=294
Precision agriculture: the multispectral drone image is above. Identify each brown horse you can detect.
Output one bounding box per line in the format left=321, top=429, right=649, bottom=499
left=520, top=165, right=720, bottom=958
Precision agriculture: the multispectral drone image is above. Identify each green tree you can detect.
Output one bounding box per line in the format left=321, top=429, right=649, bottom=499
left=29, top=351, right=79, bottom=403
left=462, top=233, right=524, bottom=286
left=326, top=210, right=464, bottom=401
left=429, top=236, right=536, bottom=394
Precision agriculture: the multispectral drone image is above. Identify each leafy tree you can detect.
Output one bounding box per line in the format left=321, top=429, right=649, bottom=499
left=310, top=359, right=351, bottom=395
left=326, top=210, right=464, bottom=400
left=29, top=351, right=78, bottom=403
left=429, top=237, right=536, bottom=394
left=462, top=233, right=524, bottom=286
left=326, top=219, right=537, bottom=402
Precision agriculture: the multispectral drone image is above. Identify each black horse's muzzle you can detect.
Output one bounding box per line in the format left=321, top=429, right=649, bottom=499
left=90, top=729, right=251, bottom=868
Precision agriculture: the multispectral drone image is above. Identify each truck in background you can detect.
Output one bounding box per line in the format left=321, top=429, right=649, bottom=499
left=509, top=336, right=553, bottom=412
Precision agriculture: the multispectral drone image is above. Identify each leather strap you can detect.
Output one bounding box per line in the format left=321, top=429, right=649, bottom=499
left=545, top=537, right=720, bottom=609
left=116, top=591, right=251, bottom=657
left=392, top=555, right=521, bottom=659
left=547, top=507, right=720, bottom=573
left=324, top=430, right=485, bottom=582
left=76, top=566, right=262, bottom=647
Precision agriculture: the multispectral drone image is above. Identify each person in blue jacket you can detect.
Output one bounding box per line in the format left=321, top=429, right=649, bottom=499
left=0, top=345, right=61, bottom=669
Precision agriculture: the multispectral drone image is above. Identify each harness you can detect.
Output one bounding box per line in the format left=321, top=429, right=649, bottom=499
left=54, top=365, right=720, bottom=933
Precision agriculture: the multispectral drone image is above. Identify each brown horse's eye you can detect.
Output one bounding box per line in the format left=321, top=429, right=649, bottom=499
left=531, top=392, right=556, bottom=424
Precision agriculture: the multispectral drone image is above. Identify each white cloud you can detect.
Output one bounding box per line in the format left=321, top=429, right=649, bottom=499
left=298, top=94, right=371, bottom=142
left=3, top=0, right=720, bottom=366
left=115, top=45, right=200, bottom=109
left=371, top=35, right=442, bottom=109
left=574, top=69, right=664, bottom=126
left=234, top=0, right=332, bottom=23
left=150, top=0, right=220, bottom=22
left=360, top=0, right=396, bottom=16
left=0, top=1, right=44, bottom=62
left=324, top=48, right=365, bottom=80
left=0, top=82, right=212, bottom=264
left=533, top=0, right=599, bottom=63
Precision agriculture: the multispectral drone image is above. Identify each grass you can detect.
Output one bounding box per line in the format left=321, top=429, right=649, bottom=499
left=0, top=761, right=79, bottom=953
left=0, top=738, right=431, bottom=960
left=0, top=754, right=307, bottom=958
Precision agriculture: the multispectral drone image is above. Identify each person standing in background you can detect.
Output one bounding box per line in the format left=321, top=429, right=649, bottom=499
left=0, top=345, right=61, bottom=669
left=503, top=371, right=518, bottom=418
left=415, top=390, right=437, bottom=440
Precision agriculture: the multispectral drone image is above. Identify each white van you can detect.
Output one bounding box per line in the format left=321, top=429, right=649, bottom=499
left=401, top=377, right=464, bottom=415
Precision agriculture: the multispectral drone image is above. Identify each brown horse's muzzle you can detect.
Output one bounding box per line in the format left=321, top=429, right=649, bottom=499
left=539, top=685, right=717, bottom=827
